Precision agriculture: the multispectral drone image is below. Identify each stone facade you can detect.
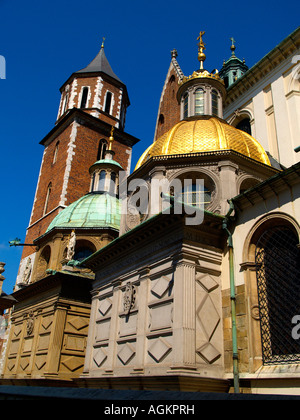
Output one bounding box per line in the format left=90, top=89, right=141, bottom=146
left=1, top=273, right=91, bottom=381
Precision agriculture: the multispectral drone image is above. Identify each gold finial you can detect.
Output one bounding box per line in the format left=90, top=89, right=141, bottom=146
left=197, top=31, right=206, bottom=70
left=101, top=37, right=106, bottom=49
left=230, top=37, right=236, bottom=56
left=108, top=126, right=114, bottom=150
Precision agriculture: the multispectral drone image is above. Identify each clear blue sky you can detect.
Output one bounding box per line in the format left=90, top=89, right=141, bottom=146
left=0, top=0, right=299, bottom=294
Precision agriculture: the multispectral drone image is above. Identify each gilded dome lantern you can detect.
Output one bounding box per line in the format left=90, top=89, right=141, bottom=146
left=177, top=31, right=227, bottom=120
left=135, top=32, right=270, bottom=170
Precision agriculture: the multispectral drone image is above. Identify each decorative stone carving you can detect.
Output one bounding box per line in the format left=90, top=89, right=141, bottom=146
left=66, top=230, right=76, bottom=261
left=123, top=282, right=136, bottom=315
left=151, top=276, right=172, bottom=298
left=93, top=347, right=108, bottom=367
left=251, top=305, right=260, bottom=320
left=117, top=342, right=135, bottom=365
left=148, top=337, right=172, bottom=363
left=23, top=258, right=32, bottom=284
left=26, top=311, right=35, bottom=336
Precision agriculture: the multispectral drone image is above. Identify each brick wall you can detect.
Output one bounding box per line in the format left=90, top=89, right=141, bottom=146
left=154, top=66, right=181, bottom=141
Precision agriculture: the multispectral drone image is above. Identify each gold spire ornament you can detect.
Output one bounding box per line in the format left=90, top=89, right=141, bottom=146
left=197, top=31, right=206, bottom=70
left=230, top=37, right=236, bottom=56
left=178, top=31, right=224, bottom=87
left=108, top=126, right=114, bottom=150
left=101, top=37, right=106, bottom=49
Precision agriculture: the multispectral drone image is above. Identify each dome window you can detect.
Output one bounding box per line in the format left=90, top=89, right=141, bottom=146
left=179, top=183, right=212, bottom=209
left=195, top=88, right=205, bottom=115
left=98, top=170, right=106, bottom=192
left=183, top=93, right=189, bottom=119
left=212, top=90, right=219, bottom=117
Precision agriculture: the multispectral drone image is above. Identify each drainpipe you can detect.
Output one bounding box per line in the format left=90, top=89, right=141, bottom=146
left=222, top=199, right=240, bottom=394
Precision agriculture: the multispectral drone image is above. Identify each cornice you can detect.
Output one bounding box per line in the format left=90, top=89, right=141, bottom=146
left=39, top=108, right=140, bottom=148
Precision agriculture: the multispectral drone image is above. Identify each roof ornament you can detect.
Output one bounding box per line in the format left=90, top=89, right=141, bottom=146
left=101, top=36, right=106, bottom=49
left=108, top=126, right=115, bottom=151
left=197, top=31, right=206, bottom=70
left=230, top=37, right=236, bottom=56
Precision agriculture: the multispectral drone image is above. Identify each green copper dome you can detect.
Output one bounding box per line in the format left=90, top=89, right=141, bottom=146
left=46, top=193, right=121, bottom=232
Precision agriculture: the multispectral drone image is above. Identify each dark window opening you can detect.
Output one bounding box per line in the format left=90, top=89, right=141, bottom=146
left=80, top=87, right=89, bottom=108
left=255, top=226, right=300, bottom=364
left=236, top=118, right=252, bottom=135
left=97, top=139, right=107, bottom=160
left=104, top=92, right=112, bottom=114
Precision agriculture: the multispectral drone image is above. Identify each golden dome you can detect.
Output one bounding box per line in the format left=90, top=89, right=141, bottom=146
left=135, top=117, right=270, bottom=170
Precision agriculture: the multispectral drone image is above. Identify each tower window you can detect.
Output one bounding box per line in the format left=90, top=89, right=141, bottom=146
left=53, top=141, right=59, bottom=164
left=183, top=93, right=189, bottom=119
left=98, top=170, right=106, bottom=192
left=97, top=139, right=107, bottom=160
left=212, top=90, right=219, bottom=117
left=195, top=89, right=205, bottom=115
left=80, top=87, right=89, bottom=109
left=104, top=91, right=112, bottom=114
left=43, top=183, right=52, bottom=215
left=62, top=93, right=69, bottom=114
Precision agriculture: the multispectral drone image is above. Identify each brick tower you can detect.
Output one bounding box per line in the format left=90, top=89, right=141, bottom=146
left=17, top=42, right=139, bottom=283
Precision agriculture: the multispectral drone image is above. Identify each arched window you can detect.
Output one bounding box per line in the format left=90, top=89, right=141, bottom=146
left=91, top=172, right=96, bottom=192
left=74, top=247, right=94, bottom=262
left=53, top=141, right=59, bottom=164
left=73, top=240, right=96, bottom=262
left=62, top=93, right=69, bottom=114
left=104, top=91, right=112, bottom=114
left=97, top=139, right=107, bottom=160
left=43, top=183, right=52, bottom=215
left=212, top=90, right=219, bottom=117
left=180, top=182, right=212, bottom=209
left=80, top=87, right=89, bottom=108
left=195, top=89, right=205, bottom=115
left=158, top=114, right=165, bottom=126
left=236, top=118, right=252, bottom=135
left=183, top=93, right=189, bottom=119
left=255, top=226, right=300, bottom=364
left=98, top=170, right=106, bottom=192
left=36, top=246, right=51, bottom=281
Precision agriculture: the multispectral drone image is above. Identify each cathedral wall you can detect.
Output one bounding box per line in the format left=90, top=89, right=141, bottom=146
left=224, top=48, right=300, bottom=168
left=82, top=222, right=227, bottom=390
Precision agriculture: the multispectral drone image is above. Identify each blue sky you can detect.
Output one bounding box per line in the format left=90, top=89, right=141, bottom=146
left=0, top=0, right=299, bottom=294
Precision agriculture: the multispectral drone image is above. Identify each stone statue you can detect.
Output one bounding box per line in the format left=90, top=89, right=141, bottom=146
left=23, top=258, right=32, bottom=284
left=66, top=230, right=76, bottom=261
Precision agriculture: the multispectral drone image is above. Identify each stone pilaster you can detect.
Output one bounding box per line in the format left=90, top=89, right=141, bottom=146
left=171, top=256, right=196, bottom=371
